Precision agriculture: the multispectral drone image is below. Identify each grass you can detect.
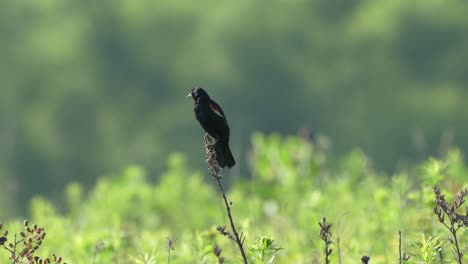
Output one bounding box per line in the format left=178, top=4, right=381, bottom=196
left=0, top=133, right=467, bottom=263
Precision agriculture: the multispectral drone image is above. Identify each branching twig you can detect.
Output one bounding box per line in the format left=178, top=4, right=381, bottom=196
left=0, top=220, right=65, bottom=264
left=319, top=217, right=333, bottom=264
left=433, top=186, right=467, bottom=264
left=204, top=134, right=248, bottom=264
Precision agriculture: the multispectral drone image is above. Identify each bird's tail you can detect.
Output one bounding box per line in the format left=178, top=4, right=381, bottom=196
left=215, top=140, right=236, bottom=169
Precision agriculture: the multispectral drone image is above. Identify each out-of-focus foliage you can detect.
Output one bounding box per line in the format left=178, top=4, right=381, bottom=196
left=1, top=0, right=468, bottom=215
left=1, top=134, right=466, bottom=263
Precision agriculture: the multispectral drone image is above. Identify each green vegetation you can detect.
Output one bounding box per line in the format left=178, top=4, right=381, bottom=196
left=1, top=1, right=467, bottom=263
left=1, top=0, right=468, bottom=215
left=1, top=134, right=466, bottom=263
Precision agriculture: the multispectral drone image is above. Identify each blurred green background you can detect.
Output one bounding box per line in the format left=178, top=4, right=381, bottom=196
left=1, top=0, right=468, bottom=216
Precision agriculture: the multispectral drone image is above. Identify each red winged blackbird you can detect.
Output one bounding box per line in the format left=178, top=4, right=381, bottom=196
left=188, top=87, right=236, bottom=168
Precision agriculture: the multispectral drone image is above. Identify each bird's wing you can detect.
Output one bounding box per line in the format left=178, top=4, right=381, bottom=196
left=209, top=100, right=226, bottom=119
left=209, top=99, right=230, bottom=139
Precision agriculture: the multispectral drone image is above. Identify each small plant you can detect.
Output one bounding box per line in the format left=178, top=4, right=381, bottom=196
left=247, top=237, right=282, bottom=264
left=129, top=248, right=157, bottom=264
left=0, top=220, right=66, bottom=264
left=406, top=234, right=444, bottom=264
left=433, top=186, right=467, bottom=264
left=319, top=217, right=333, bottom=264
left=92, top=240, right=105, bottom=264
left=205, top=134, right=248, bottom=264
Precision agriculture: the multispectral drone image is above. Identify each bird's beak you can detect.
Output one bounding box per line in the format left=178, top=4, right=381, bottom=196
left=187, top=92, right=192, bottom=98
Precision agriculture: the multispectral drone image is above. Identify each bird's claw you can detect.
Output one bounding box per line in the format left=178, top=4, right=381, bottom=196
left=208, top=143, right=216, bottom=152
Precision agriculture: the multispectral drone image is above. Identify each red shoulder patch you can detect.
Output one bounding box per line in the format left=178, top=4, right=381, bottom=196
left=210, top=104, right=224, bottom=118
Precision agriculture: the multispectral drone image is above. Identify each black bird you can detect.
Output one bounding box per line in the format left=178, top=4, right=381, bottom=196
left=188, top=87, right=235, bottom=168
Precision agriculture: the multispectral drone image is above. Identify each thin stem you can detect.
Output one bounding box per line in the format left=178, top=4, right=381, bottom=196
left=205, top=134, right=248, bottom=264
left=12, top=234, right=18, bottom=263
left=399, top=230, right=402, bottom=264
left=166, top=238, right=174, bottom=264
left=325, top=246, right=330, bottom=264
left=215, top=176, right=248, bottom=264
left=93, top=251, right=97, bottom=264
left=450, top=223, right=462, bottom=264
left=319, top=218, right=332, bottom=264
left=2, top=244, right=14, bottom=256
left=337, top=236, right=342, bottom=264
left=433, top=186, right=466, bottom=264
left=167, top=247, right=171, bottom=264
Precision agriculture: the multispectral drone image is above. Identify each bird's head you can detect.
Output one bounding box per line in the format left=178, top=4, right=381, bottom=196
left=187, top=87, right=209, bottom=100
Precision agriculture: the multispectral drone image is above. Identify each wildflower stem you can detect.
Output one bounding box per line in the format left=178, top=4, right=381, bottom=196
left=205, top=134, right=248, bottom=264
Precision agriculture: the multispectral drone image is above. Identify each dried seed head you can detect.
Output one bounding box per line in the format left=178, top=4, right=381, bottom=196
left=95, top=240, right=105, bottom=251
left=166, top=237, right=175, bottom=251
left=213, top=244, right=222, bottom=257
left=0, top=236, right=7, bottom=246
left=204, top=134, right=222, bottom=179
left=361, top=255, right=370, bottom=264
